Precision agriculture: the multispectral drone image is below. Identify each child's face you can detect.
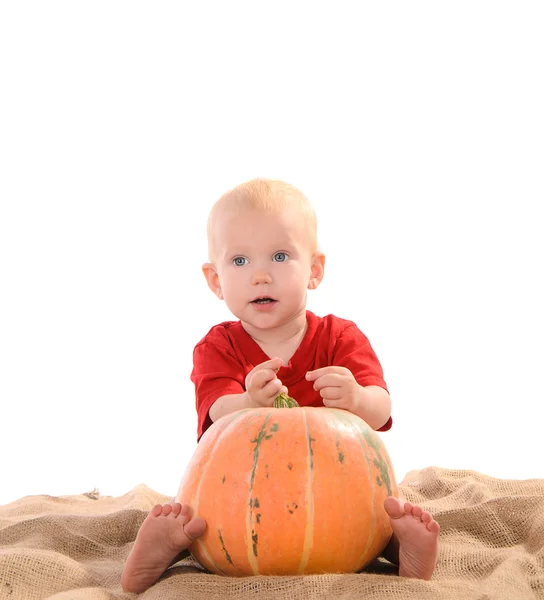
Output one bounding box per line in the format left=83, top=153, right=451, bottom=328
left=204, top=206, right=324, bottom=331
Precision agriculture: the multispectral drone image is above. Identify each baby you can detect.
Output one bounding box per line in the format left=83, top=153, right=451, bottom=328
left=121, top=179, right=440, bottom=593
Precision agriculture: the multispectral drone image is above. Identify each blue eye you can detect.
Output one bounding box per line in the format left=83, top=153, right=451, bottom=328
left=233, top=257, right=247, bottom=266
left=273, top=252, right=288, bottom=262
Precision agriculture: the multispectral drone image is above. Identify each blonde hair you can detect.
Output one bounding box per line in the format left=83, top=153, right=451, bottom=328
left=206, top=178, right=318, bottom=262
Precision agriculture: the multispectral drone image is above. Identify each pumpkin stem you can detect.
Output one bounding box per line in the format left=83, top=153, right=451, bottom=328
left=274, top=392, right=300, bottom=408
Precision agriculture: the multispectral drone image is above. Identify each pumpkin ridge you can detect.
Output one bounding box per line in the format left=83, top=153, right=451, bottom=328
left=333, top=410, right=377, bottom=568
left=298, top=408, right=316, bottom=574
left=245, top=411, right=274, bottom=574
left=193, top=410, right=250, bottom=574
left=217, top=529, right=234, bottom=566
left=353, top=418, right=378, bottom=567
left=362, top=428, right=393, bottom=496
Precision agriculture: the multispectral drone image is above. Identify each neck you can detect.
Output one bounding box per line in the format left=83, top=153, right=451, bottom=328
left=242, top=309, right=308, bottom=347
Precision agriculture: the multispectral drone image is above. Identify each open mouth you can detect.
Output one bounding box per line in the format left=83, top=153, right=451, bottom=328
left=251, top=297, right=276, bottom=304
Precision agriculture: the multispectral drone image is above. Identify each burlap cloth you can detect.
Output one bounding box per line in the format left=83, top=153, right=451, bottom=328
left=1, top=467, right=543, bottom=600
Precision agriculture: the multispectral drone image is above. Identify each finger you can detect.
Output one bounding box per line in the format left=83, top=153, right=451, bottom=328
left=322, top=397, right=343, bottom=408
left=319, top=387, right=343, bottom=401
left=252, top=368, right=280, bottom=388
left=255, top=357, right=283, bottom=372
left=311, top=374, right=344, bottom=391
left=262, top=378, right=283, bottom=398
left=247, top=359, right=283, bottom=387
left=306, top=366, right=346, bottom=381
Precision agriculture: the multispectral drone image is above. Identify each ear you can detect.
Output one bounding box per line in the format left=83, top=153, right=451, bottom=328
left=308, top=252, right=325, bottom=290
left=202, top=263, right=224, bottom=299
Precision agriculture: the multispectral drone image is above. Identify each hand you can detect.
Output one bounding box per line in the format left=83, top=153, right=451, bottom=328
left=305, top=366, right=360, bottom=412
left=245, top=358, right=289, bottom=408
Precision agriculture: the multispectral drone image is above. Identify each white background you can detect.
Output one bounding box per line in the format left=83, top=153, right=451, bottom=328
left=1, top=2, right=542, bottom=506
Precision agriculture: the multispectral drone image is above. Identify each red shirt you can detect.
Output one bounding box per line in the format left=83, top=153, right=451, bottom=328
left=191, top=310, right=392, bottom=441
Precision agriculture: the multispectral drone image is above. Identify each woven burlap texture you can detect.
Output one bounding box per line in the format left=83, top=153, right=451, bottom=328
left=1, top=467, right=543, bottom=600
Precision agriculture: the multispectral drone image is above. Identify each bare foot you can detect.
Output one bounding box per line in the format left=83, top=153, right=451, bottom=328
left=384, top=496, right=439, bottom=580
left=121, top=502, right=207, bottom=594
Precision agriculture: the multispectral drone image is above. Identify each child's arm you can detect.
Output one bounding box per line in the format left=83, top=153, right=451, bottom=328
left=350, top=384, right=391, bottom=431
left=322, top=323, right=392, bottom=430
left=209, top=391, right=252, bottom=422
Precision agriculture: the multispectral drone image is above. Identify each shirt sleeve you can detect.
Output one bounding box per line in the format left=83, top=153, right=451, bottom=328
left=332, top=324, right=392, bottom=432
left=191, top=333, right=246, bottom=441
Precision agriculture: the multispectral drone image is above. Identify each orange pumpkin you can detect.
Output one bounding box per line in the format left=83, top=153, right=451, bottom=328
left=177, top=404, right=398, bottom=576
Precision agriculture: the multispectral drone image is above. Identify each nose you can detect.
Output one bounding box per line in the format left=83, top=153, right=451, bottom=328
left=251, top=268, right=272, bottom=285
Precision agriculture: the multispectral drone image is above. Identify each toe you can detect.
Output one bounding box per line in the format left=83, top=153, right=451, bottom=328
left=411, top=505, right=423, bottom=519
left=384, top=496, right=404, bottom=519
left=421, top=511, right=432, bottom=524
left=162, top=504, right=173, bottom=516
left=403, top=502, right=414, bottom=515
left=171, top=503, right=182, bottom=517
left=184, top=517, right=207, bottom=541
left=427, top=520, right=440, bottom=534
left=150, top=505, right=163, bottom=517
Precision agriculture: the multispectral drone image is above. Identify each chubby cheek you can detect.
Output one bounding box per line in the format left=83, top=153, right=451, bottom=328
left=217, top=271, right=245, bottom=302
left=281, top=266, right=310, bottom=293
left=222, top=285, right=245, bottom=308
